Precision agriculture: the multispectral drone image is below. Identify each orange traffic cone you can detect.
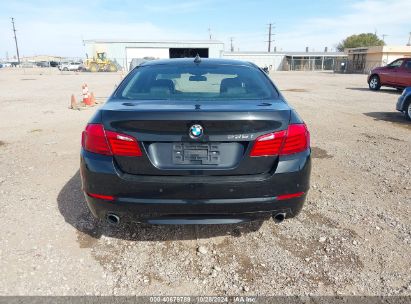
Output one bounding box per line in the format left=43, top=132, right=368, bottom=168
left=89, top=92, right=96, bottom=106
left=70, top=94, right=78, bottom=109
left=82, top=83, right=91, bottom=105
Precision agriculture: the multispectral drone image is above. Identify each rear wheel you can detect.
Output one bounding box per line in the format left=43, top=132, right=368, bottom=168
left=369, top=75, right=381, bottom=91
left=63, top=67, right=68, bottom=71
left=405, top=99, right=411, bottom=121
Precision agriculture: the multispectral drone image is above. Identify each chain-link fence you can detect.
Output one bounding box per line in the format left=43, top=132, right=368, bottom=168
left=281, top=57, right=384, bottom=74
left=282, top=57, right=342, bottom=71
left=334, top=60, right=383, bottom=74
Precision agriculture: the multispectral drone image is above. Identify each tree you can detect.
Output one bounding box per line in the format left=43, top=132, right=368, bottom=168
left=336, top=33, right=385, bottom=51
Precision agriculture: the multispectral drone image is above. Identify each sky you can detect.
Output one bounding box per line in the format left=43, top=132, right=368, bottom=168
left=1, top=0, right=410, bottom=58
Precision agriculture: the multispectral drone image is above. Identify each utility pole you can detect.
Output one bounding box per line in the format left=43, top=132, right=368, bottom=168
left=268, top=23, right=272, bottom=52
left=11, top=17, right=20, bottom=64
left=208, top=27, right=212, bottom=40
left=267, top=23, right=275, bottom=52
left=230, top=37, right=234, bottom=52
left=407, top=32, right=411, bottom=46
left=382, top=34, right=388, bottom=43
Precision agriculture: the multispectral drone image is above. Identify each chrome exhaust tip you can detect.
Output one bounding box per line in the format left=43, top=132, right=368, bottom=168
left=106, top=213, right=120, bottom=225
left=273, top=212, right=286, bottom=223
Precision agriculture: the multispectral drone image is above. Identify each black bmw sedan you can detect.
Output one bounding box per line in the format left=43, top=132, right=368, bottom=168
left=80, top=57, right=311, bottom=225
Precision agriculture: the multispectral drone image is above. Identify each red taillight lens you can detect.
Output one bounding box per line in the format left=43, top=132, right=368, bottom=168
left=250, top=123, right=309, bottom=157
left=105, top=130, right=142, bottom=156
left=250, top=130, right=286, bottom=156
left=82, top=124, right=112, bottom=155
left=82, top=124, right=142, bottom=157
left=280, top=124, right=310, bottom=155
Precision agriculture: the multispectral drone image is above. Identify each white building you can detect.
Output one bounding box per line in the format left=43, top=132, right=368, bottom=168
left=222, top=51, right=285, bottom=71
left=83, top=39, right=225, bottom=70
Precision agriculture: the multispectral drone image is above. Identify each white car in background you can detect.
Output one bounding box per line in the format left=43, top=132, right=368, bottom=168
left=58, top=62, right=83, bottom=71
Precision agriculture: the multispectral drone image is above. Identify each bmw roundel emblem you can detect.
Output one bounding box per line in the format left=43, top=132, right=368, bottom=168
left=189, top=124, right=203, bottom=138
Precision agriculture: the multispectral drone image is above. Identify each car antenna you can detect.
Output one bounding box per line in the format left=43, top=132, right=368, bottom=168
left=194, top=54, right=201, bottom=64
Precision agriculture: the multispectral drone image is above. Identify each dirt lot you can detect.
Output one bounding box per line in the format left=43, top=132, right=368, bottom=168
left=0, top=68, right=409, bottom=296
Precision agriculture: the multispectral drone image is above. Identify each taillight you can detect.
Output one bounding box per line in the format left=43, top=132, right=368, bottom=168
left=280, top=124, right=310, bottom=155
left=105, top=130, right=142, bottom=156
left=250, top=130, right=286, bottom=156
left=250, top=123, right=309, bottom=157
left=82, top=124, right=111, bottom=155
left=82, top=124, right=142, bottom=157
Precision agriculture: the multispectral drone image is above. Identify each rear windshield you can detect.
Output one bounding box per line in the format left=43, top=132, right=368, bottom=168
left=115, top=64, right=278, bottom=100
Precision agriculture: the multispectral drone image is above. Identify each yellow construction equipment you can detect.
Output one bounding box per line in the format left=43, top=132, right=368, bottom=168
left=84, top=52, right=118, bottom=72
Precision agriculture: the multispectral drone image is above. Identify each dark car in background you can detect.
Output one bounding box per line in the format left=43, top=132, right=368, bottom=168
left=49, top=61, right=59, bottom=67
left=36, top=61, right=50, bottom=68
left=80, top=58, right=311, bottom=225
left=368, top=58, right=411, bottom=91
left=397, top=86, right=411, bottom=120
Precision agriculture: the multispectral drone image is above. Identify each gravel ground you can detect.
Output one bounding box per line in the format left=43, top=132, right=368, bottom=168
left=0, top=68, right=409, bottom=296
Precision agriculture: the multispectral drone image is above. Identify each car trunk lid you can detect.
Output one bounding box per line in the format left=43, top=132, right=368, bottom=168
left=101, top=99, right=291, bottom=176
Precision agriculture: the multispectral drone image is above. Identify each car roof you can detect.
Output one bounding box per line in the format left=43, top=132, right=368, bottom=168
left=140, top=58, right=257, bottom=68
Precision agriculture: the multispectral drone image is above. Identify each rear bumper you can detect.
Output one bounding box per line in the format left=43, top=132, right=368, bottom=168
left=85, top=195, right=307, bottom=224
left=80, top=149, right=311, bottom=224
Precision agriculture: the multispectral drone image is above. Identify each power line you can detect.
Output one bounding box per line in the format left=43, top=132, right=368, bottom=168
left=11, top=17, right=20, bottom=63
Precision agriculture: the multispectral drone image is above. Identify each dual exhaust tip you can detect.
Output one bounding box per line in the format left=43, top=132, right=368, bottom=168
left=106, top=212, right=286, bottom=225
left=106, top=213, right=120, bottom=225
left=273, top=212, right=286, bottom=223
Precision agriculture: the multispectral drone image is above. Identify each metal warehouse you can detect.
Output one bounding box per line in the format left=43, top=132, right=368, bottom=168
left=83, top=39, right=347, bottom=72
left=221, top=51, right=285, bottom=71
left=83, top=39, right=225, bottom=71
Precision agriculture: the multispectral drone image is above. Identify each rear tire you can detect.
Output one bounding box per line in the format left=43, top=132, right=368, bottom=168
left=63, top=67, right=68, bottom=71
left=369, top=75, right=381, bottom=91
left=404, top=99, right=411, bottom=121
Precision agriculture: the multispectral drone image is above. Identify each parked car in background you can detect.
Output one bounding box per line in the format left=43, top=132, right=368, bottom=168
left=368, top=58, right=411, bottom=91
left=396, top=86, right=411, bottom=121
left=80, top=58, right=311, bottom=226
left=58, top=62, right=82, bottom=71
left=49, top=61, right=59, bottom=67
left=20, top=62, right=35, bottom=68
left=36, top=61, right=50, bottom=68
